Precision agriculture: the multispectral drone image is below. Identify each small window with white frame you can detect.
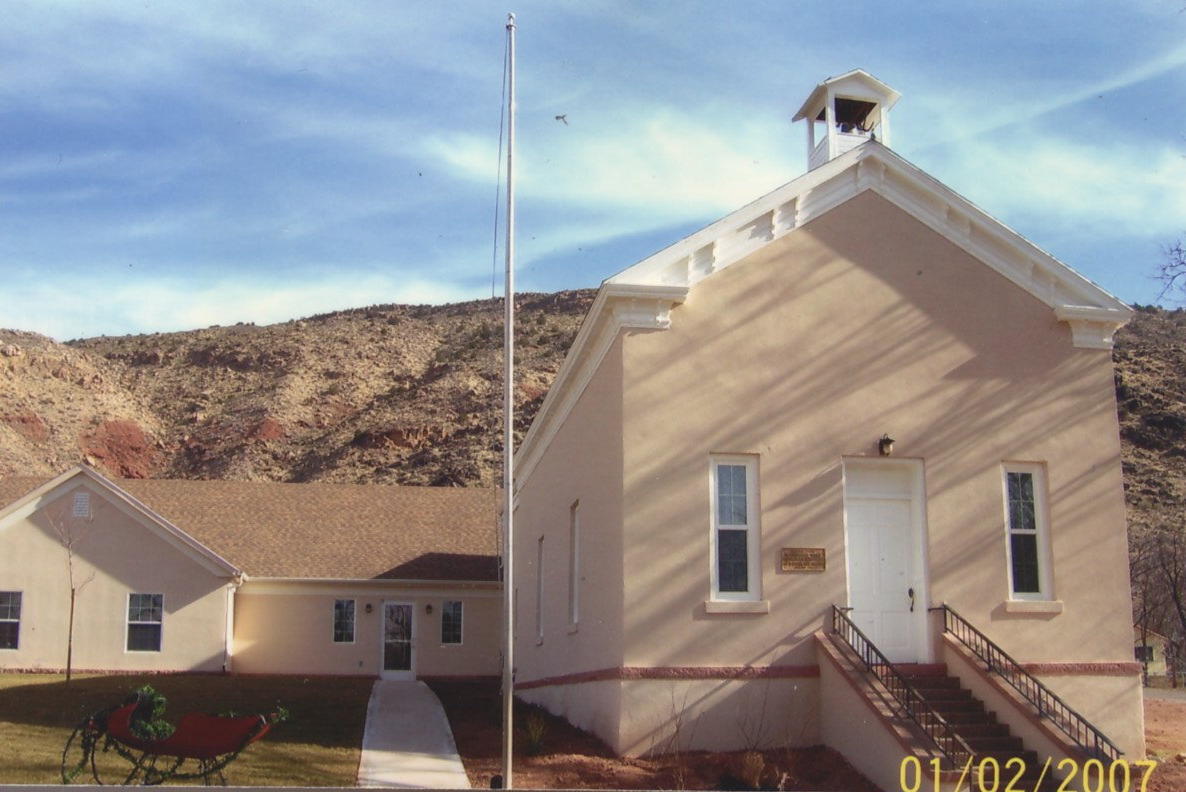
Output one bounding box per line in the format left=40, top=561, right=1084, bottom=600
left=1002, top=463, right=1052, bottom=600
left=710, top=455, right=761, bottom=601
left=441, top=600, right=462, bottom=645
left=333, top=599, right=355, bottom=643
left=126, top=593, right=163, bottom=652
left=0, top=592, right=21, bottom=650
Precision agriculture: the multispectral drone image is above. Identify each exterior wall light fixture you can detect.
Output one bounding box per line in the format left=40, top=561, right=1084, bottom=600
left=878, top=435, right=895, bottom=456
left=364, top=603, right=373, bottom=614
left=425, top=603, right=434, bottom=615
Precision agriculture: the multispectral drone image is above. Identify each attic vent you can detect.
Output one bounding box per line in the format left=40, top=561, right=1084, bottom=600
left=72, top=492, right=91, bottom=518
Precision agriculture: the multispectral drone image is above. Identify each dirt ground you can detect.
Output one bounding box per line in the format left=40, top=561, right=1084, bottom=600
left=1142, top=694, right=1186, bottom=792
left=429, top=680, right=881, bottom=791
left=432, top=681, right=1186, bottom=792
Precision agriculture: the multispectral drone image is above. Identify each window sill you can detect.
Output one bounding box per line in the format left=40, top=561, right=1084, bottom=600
left=704, top=600, right=770, bottom=615
left=1004, top=599, right=1063, bottom=614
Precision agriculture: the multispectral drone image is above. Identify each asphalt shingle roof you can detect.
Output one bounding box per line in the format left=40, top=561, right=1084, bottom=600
left=0, top=476, right=499, bottom=581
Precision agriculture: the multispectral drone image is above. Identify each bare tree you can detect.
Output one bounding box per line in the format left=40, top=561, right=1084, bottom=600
left=47, top=499, right=96, bottom=683
left=1156, top=237, right=1186, bottom=301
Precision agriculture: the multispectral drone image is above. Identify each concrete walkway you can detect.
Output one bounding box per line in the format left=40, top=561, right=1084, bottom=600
left=357, top=680, right=470, bottom=788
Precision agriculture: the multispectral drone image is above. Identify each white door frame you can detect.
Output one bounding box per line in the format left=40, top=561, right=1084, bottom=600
left=380, top=600, right=416, bottom=680
left=842, top=457, right=932, bottom=663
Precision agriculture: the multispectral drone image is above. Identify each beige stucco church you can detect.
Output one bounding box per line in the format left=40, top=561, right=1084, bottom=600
left=510, top=70, right=1142, bottom=789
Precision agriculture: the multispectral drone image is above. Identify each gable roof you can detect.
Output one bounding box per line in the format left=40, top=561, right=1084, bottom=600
left=792, top=68, right=901, bottom=122
left=0, top=471, right=499, bottom=581
left=0, top=466, right=240, bottom=578
left=515, top=140, right=1133, bottom=489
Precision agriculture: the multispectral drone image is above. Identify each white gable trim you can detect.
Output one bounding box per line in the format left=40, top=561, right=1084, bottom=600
left=0, top=466, right=242, bottom=578
left=517, top=141, right=1132, bottom=490
left=515, top=283, right=687, bottom=488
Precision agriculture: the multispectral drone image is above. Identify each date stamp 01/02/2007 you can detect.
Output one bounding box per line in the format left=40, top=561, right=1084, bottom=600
left=898, top=755, right=1159, bottom=792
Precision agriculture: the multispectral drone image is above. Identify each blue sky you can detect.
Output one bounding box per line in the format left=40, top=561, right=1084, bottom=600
left=1, top=1, right=1184, bottom=340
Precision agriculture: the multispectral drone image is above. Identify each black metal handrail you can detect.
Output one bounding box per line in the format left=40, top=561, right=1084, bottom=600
left=830, top=605, right=975, bottom=769
left=935, top=604, right=1122, bottom=762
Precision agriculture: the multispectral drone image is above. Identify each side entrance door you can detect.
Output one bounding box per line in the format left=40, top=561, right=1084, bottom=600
left=381, top=602, right=415, bottom=680
left=843, top=459, right=930, bottom=663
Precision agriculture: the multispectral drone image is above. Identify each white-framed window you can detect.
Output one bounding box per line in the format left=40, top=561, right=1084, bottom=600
left=535, top=536, right=545, bottom=643
left=333, top=599, right=355, bottom=643
left=1002, top=463, right=1052, bottom=600
left=710, top=455, right=761, bottom=601
left=441, top=600, right=463, bottom=645
left=126, top=593, right=163, bottom=652
left=0, top=592, right=21, bottom=650
left=568, top=501, right=580, bottom=627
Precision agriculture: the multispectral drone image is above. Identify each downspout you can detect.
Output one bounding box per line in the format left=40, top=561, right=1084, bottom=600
left=224, top=573, right=245, bottom=673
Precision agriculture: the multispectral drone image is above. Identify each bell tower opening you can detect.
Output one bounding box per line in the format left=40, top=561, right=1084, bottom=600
left=792, top=69, right=901, bottom=171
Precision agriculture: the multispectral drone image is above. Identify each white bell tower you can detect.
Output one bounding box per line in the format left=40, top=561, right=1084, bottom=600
left=793, top=69, right=901, bottom=171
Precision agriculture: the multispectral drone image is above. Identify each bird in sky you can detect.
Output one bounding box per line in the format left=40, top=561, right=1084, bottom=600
left=554, top=114, right=568, bottom=125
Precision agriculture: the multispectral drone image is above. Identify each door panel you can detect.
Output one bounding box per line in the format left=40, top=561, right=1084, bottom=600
left=844, top=463, right=926, bottom=663
left=382, top=602, right=414, bottom=678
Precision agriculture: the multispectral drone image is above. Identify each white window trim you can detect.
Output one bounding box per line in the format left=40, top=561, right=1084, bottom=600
left=441, top=600, right=463, bottom=646
left=0, top=591, right=21, bottom=651
left=1002, top=462, right=1054, bottom=602
left=333, top=598, right=356, bottom=644
left=568, top=500, right=580, bottom=630
left=709, top=454, right=762, bottom=603
left=126, top=592, right=164, bottom=653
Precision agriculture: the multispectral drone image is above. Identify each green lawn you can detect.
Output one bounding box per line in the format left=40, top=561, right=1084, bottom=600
left=0, top=673, right=374, bottom=786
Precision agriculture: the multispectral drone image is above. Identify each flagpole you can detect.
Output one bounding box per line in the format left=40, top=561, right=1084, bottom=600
left=501, top=11, right=516, bottom=790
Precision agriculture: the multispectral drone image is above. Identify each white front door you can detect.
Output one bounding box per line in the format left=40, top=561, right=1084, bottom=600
left=381, top=602, right=415, bottom=680
left=843, top=460, right=929, bottom=663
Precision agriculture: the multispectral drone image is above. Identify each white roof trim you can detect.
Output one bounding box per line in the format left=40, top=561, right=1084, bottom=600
left=516, top=140, right=1132, bottom=489
left=0, top=466, right=242, bottom=578
left=792, top=68, right=902, bottom=122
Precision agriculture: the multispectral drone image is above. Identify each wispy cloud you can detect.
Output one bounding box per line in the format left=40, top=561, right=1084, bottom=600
left=0, top=271, right=480, bottom=341
left=933, top=136, right=1186, bottom=238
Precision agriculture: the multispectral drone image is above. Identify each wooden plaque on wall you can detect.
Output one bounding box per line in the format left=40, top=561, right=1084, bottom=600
left=781, top=547, right=826, bottom=573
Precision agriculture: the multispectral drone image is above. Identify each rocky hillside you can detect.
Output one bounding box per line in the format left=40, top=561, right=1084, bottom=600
left=1, top=297, right=1184, bottom=530
left=0, top=291, right=593, bottom=487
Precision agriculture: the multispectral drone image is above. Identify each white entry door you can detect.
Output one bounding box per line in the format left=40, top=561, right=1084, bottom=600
left=843, top=460, right=929, bottom=663
left=381, top=602, right=415, bottom=680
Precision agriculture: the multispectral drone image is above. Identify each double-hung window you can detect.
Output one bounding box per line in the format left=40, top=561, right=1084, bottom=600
left=710, top=455, right=761, bottom=601
left=0, top=592, right=21, bottom=650
left=1003, top=464, right=1051, bottom=600
left=333, top=599, right=355, bottom=643
left=441, top=600, right=462, bottom=645
left=127, top=593, right=163, bottom=652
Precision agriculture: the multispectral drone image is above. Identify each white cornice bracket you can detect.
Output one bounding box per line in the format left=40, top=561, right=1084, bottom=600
left=1053, top=305, right=1133, bottom=350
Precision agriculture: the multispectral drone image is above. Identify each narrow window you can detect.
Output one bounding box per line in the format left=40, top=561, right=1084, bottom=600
left=441, top=600, right=463, bottom=645
left=568, top=501, right=580, bottom=627
left=0, top=592, right=21, bottom=650
left=333, top=599, right=355, bottom=643
left=1003, top=464, right=1050, bottom=599
left=710, top=456, right=761, bottom=601
left=535, top=536, right=545, bottom=643
left=127, top=593, right=163, bottom=652
left=72, top=492, right=90, bottom=518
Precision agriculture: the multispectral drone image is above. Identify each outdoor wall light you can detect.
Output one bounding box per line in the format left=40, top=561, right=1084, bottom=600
left=364, top=603, right=373, bottom=614
left=878, top=435, right=895, bottom=456
left=425, top=603, right=434, bottom=615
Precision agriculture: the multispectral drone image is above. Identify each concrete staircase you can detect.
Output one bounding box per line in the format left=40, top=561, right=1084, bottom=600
left=901, top=665, right=1062, bottom=792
